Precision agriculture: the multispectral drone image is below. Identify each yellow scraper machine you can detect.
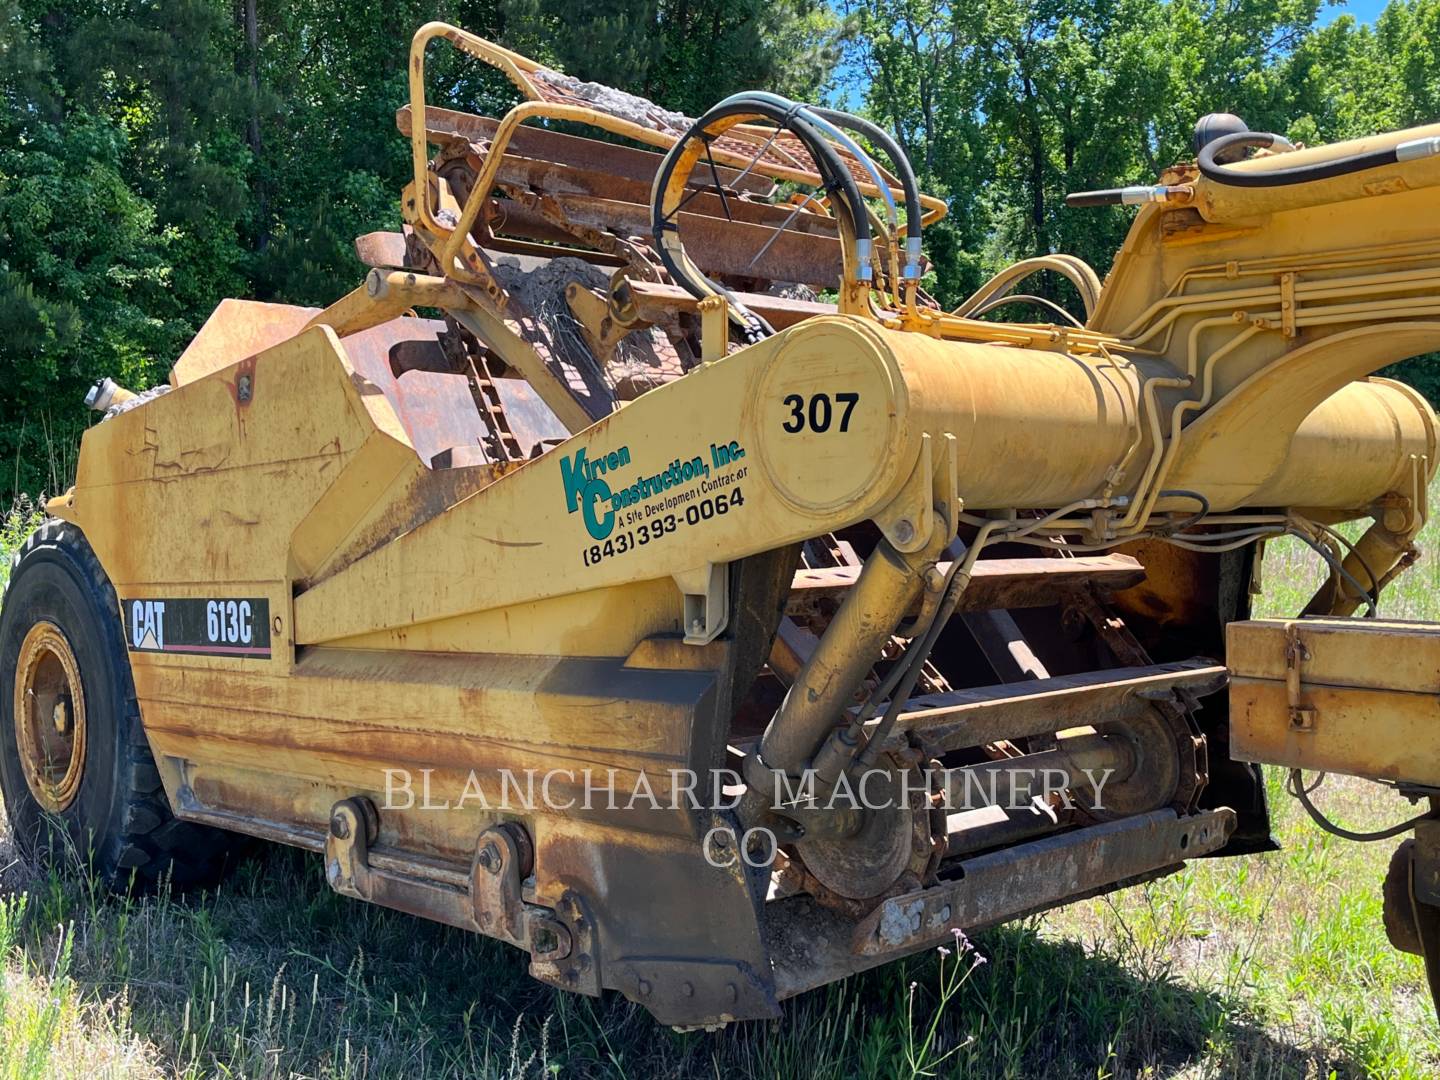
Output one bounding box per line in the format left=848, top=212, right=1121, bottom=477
left=6, top=21, right=1440, bottom=1027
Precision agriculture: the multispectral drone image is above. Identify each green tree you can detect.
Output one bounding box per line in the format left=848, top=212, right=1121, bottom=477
left=0, top=2, right=230, bottom=494
left=499, top=0, right=846, bottom=117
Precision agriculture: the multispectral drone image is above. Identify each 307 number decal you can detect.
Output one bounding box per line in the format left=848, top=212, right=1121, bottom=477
left=782, top=392, right=859, bottom=434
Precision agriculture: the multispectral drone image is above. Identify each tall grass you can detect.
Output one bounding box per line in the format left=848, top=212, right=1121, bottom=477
left=0, top=497, right=45, bottom=595
left=1, top=494, right=1439, bottom=1077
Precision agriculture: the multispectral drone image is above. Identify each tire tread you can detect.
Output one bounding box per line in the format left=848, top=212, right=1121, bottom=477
left=3, top=518, right=235, bottom=891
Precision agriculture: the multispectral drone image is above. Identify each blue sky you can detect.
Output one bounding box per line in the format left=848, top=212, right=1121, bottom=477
left=1320, top=0, right=1389, bottom=24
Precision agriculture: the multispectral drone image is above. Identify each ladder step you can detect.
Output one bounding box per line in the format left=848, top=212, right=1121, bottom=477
left=786, top=554, right=1145, bottom=619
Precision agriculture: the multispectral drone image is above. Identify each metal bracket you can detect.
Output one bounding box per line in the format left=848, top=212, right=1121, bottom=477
left=529, top=890, right=600, bottom=997
left=564, top=282, right=635, bottom=364
left=470, top=822, right=532, bottom=945
left=1279, top=271, right=1298, bottom=338
left=698, top=295, right=730, bottom=363
left=324, top=797, right=381, bottom=900
left=1284, top=622, right=1315, bottom=731
left=326, top=800, right=560, bottom=957
left=675, top=563, right=730, bottom=645
left=874, top=433, right=936, bottom=553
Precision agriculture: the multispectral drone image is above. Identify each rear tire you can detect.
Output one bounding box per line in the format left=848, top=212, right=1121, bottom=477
left=1384, top=838, right=1423, bottom=956
left=0, top=519, right=234, bottom=891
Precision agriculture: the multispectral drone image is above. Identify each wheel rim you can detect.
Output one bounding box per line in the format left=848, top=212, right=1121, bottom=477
left=14, top=621, right=87, bottom=812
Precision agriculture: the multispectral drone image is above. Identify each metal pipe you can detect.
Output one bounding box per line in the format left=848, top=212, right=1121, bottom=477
left=85, top=378, right=136, bottom=413
left=757, top=534, right=946, bottom=777
left=942, top=731, right=1136, bottom=812
left=1303, top=518, right=1413, bottom=616
left=944, top=804, right=1074, bottom=859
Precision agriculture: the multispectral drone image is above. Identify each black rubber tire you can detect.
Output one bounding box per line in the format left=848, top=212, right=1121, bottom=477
left=0, top=518, right=234, bottom=891
left=1384, top=838, right=1423, bottom=956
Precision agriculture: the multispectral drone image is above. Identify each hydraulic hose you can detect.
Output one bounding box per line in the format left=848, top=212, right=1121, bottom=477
left=1199, top=130, right=1440, bottom=187
left=650, top=95, right=874, bottom=339
left=811, top=107, right=923, bottom=280
left=952, top=255, right=1103, bottom=322
left=725, top=92, right=898, bottom=235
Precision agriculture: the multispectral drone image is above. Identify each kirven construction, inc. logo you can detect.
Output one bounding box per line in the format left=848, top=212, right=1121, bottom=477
left=560, top=440, right=743, bottom=541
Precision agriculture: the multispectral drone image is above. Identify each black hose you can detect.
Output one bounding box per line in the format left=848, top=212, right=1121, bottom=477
left=811, top=108, right=921, bottom=249
left=1312, top=520, right=1382, bottom=608
left=854, top=554, right=973, bottom=768
left=1066, top=188, right=1130, bottom=208
left=1290, top=528, right=1379, bottom=616
left=651, top=96, right=871, bottom=338
left=1199, top=130, right=1398, bottom=188
left=1288, top=770, right=1433, bottom=842
left=969, top=293, right=1084, bottom=328
left=1156, top=489, right=1210, bottom=534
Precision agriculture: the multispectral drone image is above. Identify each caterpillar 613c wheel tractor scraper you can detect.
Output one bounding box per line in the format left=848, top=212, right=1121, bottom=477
left=9, top=21, right=1440, bottom=1028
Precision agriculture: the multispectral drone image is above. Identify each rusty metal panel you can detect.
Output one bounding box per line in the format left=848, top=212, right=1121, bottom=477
left=628, top=280, right=833, bottom=330
left=1229, top=617, right=1440, bottom=692
left=490, top=156, right=836, bottom=236
left=549, top=195, right=842, bottom=286
left=355, top=230, right=410, bottom=269
left=883, top=660, right=1227, bottom=754
left=1228, top=617, right=1440, bottom=786
left=548, top=190, right=836, bottom=237
left=338, top=317, right=494, bottom=466
left=767, top=808, right=1235, bottom=998
left=491, top=377, right=570, bottom=456
left=486, top=189, right=842, bottom=286
left=397, top=105, right=775, bottom=196
left=787, top=554, right=1146, bottom=618
left=852, top=808, right=1235, bottom=956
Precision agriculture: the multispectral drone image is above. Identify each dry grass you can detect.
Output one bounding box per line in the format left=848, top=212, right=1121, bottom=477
left=2, top=496, right=1440, bottom=1077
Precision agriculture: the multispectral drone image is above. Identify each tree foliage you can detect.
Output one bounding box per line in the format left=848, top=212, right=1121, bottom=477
left=845, top=0, right=1440, bottom=317
left=2, top=0, right=1439, bottom=496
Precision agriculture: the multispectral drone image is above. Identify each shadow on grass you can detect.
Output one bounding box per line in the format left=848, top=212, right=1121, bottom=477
left=0, top=842, right=1368, bottom=1079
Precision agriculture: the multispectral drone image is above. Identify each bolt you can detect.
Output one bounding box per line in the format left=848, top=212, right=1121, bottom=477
left=690, top=619, right=704, bottom=635
left=329, top=813, right=350, bottom=840
left=477, top=842, right=501, bottom=874
left=638, top=979, right=652, bottom=998
left=893, top=519, right=915, bottom=545
left=237, top=374, right=252, bottom=402
left=682, top=981, right=695, bottom=997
